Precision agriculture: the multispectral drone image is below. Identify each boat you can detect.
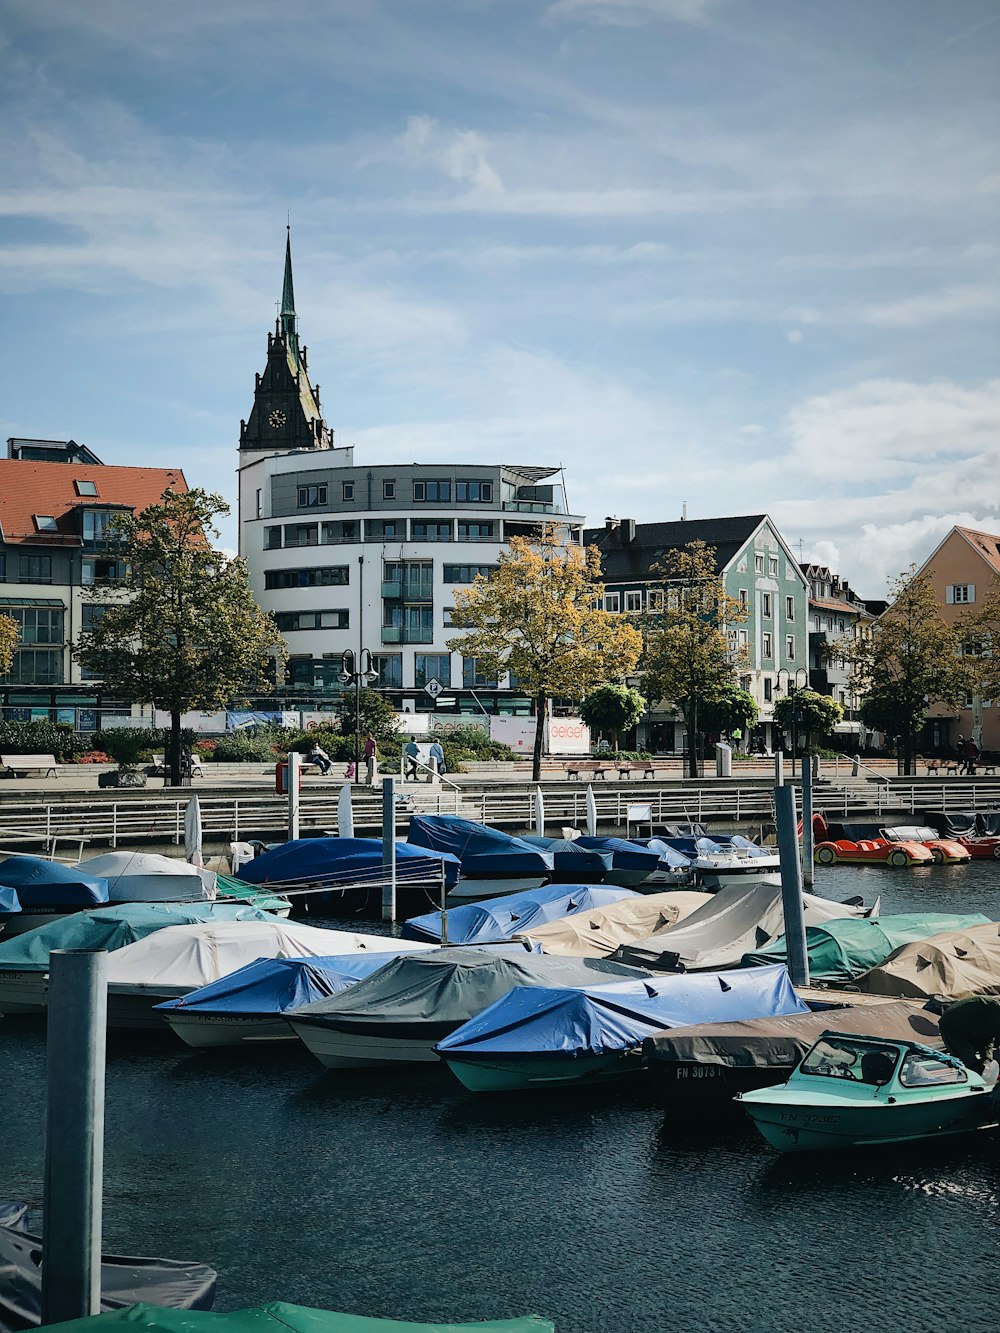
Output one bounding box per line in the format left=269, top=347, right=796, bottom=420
left=0, top=887, right=19, bottom=935
left=103, top=920, right=425, bottom=1029
left=568, top=837, right=666, bottom=888
left=737, top=1030, right=998, bottom=1151
left=435, top=963, right=809, bottom=1092
left=921, top=809, right=1000, bottom=860
left=400, top=884, right=639, bottom=945
left=609, top=880, right=878, bottom=973
left=156, top=952, right=419, bottom=1047
left=519, top=836, right=616, bottom=883
left=32, top=1300, right=554, bottom=1333
left=78, top=851, right=217, bottom=902
left=741, top=911, right=991, bottom=983
left=650, top=835, right=781, bottom=889
left=0, top=855, right=110, bottom=936
left=643, top=998, right=943, bottom=1102
left=878, top=826, right=971, bottom=864
left=0, top=901, right=279, bottom=1016
left=0, top=1212, right=217, bottom=1326
left=513, top=890, right=712, bottom=958
left=854, top=921, right=1000, bottom=998
left=287, top=949, right=649, bottom=1069
left=811, top=816, right=934, bottom=867
left=406, top=815, right=554, bottom=901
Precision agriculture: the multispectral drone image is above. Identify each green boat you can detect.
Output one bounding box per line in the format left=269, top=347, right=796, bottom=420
left=738, top=1030, right=998, bottom=1152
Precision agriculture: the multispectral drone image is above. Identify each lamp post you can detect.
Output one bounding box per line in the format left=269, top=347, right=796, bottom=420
left=775, top=668, right=809, bottom=778
left=341, top=649, right=379, bottom=777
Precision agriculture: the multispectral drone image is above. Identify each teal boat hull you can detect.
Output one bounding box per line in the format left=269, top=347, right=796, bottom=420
left=442, top=1050, right=644, bottom=1092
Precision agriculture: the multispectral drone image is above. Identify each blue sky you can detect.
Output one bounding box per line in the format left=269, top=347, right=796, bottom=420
left=2, top=0, right=998, bottom=593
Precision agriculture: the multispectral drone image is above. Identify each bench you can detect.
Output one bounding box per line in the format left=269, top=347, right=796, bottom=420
left=566, top=760, right=610, bottom=780
left=0, top=753, right=59, bottom=778
left=150, top=754, right=204, bottom=777
left=616, top=761, right=657, bottom=780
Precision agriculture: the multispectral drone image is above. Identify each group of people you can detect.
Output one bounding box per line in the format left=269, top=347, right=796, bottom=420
left=955, top=734, right=982, bottom=775
left=304, top=733, right=448, bottom=784
left=306, top=733, right=379, bottom=785
left=404, top=737, right=447, bottom=781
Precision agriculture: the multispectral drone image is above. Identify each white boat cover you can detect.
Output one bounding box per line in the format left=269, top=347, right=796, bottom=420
left=104, top=921, right=424, bottom=990
left=514, top=891, right=713, bottom=958
left=855, top=921, right=1000, bottom=999
left=77, top=851, right=217, bottom=903
left=611, top=880, right=870, bottom=972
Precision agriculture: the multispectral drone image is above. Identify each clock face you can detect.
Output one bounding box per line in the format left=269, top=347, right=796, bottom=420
left=268, top=409, right=287, bottom=429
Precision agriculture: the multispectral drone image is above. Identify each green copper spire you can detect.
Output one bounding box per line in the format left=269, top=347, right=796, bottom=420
left=280, top=225, right=299, bottom=362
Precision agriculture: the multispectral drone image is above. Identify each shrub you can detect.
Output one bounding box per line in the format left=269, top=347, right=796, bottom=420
left=0, top=720, right=90, bottom=761
left=212, top=726, right=289, bottom=762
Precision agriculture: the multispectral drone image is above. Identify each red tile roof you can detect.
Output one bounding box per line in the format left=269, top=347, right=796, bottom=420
left=0, top=461, right=188, bottom=545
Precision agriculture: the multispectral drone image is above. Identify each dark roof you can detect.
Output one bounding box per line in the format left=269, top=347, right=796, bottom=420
left=583, top=515, right=767, bottom=582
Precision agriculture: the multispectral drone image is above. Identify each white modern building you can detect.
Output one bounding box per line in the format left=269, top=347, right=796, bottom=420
left=238, top=236, right=583, bottom=718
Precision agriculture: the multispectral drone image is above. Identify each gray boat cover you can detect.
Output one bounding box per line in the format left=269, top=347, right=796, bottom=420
left=643, top=998, right=941, bottom=1069
left=513, top=891, right=712, bottom=958
left=289, top=948, right=649, bottom=1034
left=855, top=921, right=1000, bottom=999
left=0, top=1201, right=26, bottom=1230
left=921, top=810, right=1000, bottom=838
left=610, top=880, right=870, bottom=972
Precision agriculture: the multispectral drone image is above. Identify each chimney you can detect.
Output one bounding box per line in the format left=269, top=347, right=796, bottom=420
left=681, top=502, right=687, bottom=521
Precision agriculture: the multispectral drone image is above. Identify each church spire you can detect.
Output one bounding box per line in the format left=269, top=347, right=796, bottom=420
left=280, top=225, right=299, bottom=363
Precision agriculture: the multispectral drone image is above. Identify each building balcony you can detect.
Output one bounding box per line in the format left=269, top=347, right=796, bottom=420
left=381, top=626, right=434, bottom=645
left=503, top=501, right=555, bottom=514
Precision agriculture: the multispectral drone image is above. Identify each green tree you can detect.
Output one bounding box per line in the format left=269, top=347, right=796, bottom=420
left=845, top=566, right=969, bottom=775
left=580, top=683, right=646, bottom=750
left=772, top=689, right=842, bottom=756
left=641, top=540, right=749, bottom=778
left=0, top=614, right=18, bottom=676
left=74, top=488, right=286, bottom=786
left=699, top=685, right=759, bottom=747
left=447, top=527, right=642, bottom=780
left=336, top=688, right=400, bottom=753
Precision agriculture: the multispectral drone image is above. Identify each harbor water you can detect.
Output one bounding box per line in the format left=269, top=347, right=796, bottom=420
left=2, top=862, right=1000, bottom=1332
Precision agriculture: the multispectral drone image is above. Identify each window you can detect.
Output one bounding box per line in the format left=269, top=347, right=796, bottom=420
left=284, top=523, right=319, bottom=547
left=948, top=584, right=976, bottom=604
left=762, top=593, right=772, bottom=618
left=415, top=654, right=451, bottom=688
left=80, top=605, right=107, bottom=632
left=382, top=604, right=433, bottom=644
left=373, top=654, right=402, bottom=689
left=264, top=566, right=349, bottom=590
left=0, top=553, right=5, bottom=581
left=412, top=522, right=453, bottom=542
left=443, top=564, right=495, bottom=583
left=762, top=631, right=773, bottom=657
left=2, top=648, right=62, bottom=685
left=754, top=553, right=765, bottom=573
left=18, top=554, right=53, bottom=584
left=274, top=609, right=349, bottom=631
left=367, top=519, right=400, bottom=540
left=625, top=591, right=643, bottom=613
left=785, top=595, right=795, bottom=620
left=604, top=592, right=621, bottom=612
left=382, top=479, right=396, bottom=500
left=763, top=677, right=773, bottom=702
left=82, top=510, right=120, bottom=545
left=739, top=589, right=749, bottom=610
left=321, top=521, right=358, bottom=545
left=738, top=629, right=749, bottom=649
left=1, top=606, right=64, bottom=645
left=647, top=589, right=664, bottom=612
left=33, top=515, right=58, bottom=532
left=342, top=481, right=355, bottom=502
left=457, top=521, right=494, bottom=541
left=786, top=635, right=795, bottom=659
left=463, top=657, right=498, bottom=688
left=286, top=658, right=343, bottom=692
left=75, top=480, right=99, bottom=497
left=82, top=556, right=127, bottom=586
left=383, top=561, right=433, bottom=600
left=264, top=527, right=283, bottom=550
left=255, top=489, right=263, bottom=519
left=769, top=556, right=779, bottom=576
left=456, top=480, right=493, bottom=503
left=899, top=1052, right=966, bottom=1088
left=412, top=480, right=451, bottom=502
left=297, top=484, right=328, bottom=508
left=443, top=607, right=457, bottom=627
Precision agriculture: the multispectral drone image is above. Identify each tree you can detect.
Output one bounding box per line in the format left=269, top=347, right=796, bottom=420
left=336, top=688, right=400, bottom=749
left=699, top=685, right=759, bottom=747
left=0, top=615, right=18, bottom=677
left=447, top=527, right=642, bottom=780
left=772, top=689, right=842, bottom=756
left=640, top=540, right=749, bottom=778
left=580, top=684, right=646, bottom=750
left=74, top=488, right=286, bottom=786
left=844, top=566, right=969, bottom=775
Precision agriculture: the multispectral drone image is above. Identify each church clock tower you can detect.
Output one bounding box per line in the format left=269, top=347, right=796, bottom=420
left=239, top=229, right=333, bottom=454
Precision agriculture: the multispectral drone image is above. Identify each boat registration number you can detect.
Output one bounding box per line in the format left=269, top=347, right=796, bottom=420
left=674, top=1066, right=720, bottom=1079
left=780, top=1110, right=838, bottom=1125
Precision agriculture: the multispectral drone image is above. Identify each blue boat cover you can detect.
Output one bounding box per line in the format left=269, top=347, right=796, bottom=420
left=155, top=952, right=403, bottom=1015
left=572, top=837, right=662, bottom=872
left=0, top=856, right=109, bottom=908
left=653, top=836, right=723, bottom=859
left=0, top=888, right=20, bottom=915
left=236, top=837, right=461, bottom=888
left=401, top=884, right=639, bottom=945
left=0, top=902, right=275, bottom=971
left=407, top=816, right=554, bottom=877
left=643, top=840, right=694, bottom=870
left=519, top=837, right=615, bottom=878
left=436, top=964, right=808, bottom=1058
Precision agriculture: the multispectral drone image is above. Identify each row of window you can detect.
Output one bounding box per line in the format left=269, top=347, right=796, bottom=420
left=0, top=554, right=128, bottom=586
left=296, top=478, right=495, bottom=509
left=601, top=587, right=800, bottom=620
left=265, top=519, right=500, bottom=549
left=284, top=654, right=501, bottom=692
left=0, top=607, right=64, bottom=645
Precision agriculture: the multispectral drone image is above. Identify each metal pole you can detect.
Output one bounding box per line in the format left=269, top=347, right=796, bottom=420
left=801, top=754, right=814, bottom=887
left=42, top=949, right=107, bottom=1325
left=774, top=785, right=809, bottom=987
left=439, top=862, right=449, bottom=947
left=287, top=750, right=301, bottom=842
left=774, top=750, right=784, bottom=787
left=381, top=776, right=397, bottom=922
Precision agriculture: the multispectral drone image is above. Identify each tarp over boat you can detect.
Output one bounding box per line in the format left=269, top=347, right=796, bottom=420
left=155, top=952, right=412, bottom=1015
left=513, top=891, right=713, bottom=958
left=0, top=902, right=276, bottom=971
left=643, top=999, right=942, bottom=1070
left=0, top=856, right=109, bottom=908
left=611, top=881, right=874, bottom=972
left=742, top=912, right=991, bottom=983
left=854, top=921, right=1000, bottom=999
left=0, top=1201, right=26, bottom=1230
left=235, top=838, right=461, bottom=889
left=921, top=810, right=1000, bottom=838
left=436, top=964, right=808, bottom=1059
left=519, top=837, right=615, bottom=879
left=0, top=1225, right=217, bottom=1332
left=406, top=816, right=554, bottom=878
left=0, top=888, right=19, bottom=915
left=77, top=852, right=215, bottom=903
left=289, top=949, right=649, bottom=1036
left=400, top=884, right=638, bottom=945
left=571, top=837, right=664, bottom=874
left=40, top=1301, right=554, bottom=1333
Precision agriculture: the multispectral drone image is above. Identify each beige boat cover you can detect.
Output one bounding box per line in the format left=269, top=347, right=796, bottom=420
left=512, top=891, right=713, bottom=957
left=855, top=921, right=1000, bottom=999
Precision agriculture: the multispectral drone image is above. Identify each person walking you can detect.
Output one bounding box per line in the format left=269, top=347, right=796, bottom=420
left=363, top=733, right=378, bottom=786
left=429, top=738, right=446, bottom=779
left=403, top=737, right=420, bottom=781
left=964, top=735, right=980, bottom=777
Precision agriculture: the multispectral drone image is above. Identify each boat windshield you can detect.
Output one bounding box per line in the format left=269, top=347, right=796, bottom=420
left=800, top=1037, right=899, bottom=1086
left=898, top=1051, right=967, bottom=1088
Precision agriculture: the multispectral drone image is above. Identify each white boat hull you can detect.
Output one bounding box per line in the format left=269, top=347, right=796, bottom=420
left=695, top=861, right=781, bottom=891
left=290, top=1019, right=441, bottom=1068
left=0, top=969, right=47, bottom=1015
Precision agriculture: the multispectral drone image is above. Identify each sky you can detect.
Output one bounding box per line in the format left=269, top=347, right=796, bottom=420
left=1, top=0, right=998, bottom=595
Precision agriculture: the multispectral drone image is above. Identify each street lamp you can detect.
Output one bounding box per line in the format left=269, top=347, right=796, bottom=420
left=775, top=668, right=809, bottom=777
left=341, top=649, right=379, bottom=777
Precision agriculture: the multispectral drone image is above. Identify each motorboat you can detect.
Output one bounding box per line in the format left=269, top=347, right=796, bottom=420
left=569, top=837, right=666, bottom=888
left=854, top=921, right=1000, bottom=998
left=741, top=911, right=991, bottom=983
left=435, top=964, right=808, bottom=1093
left=0, top=901, right=278, bottom=1016
left=78, top=850, right=218, bottom=902
left=737, top=1031, right=998, bottom=1151
left=519, top=836, right=616, bottom=884
left=400, top=884, right=639, bottom=945
left=0, top=855, right=109, bottom=936
left=651, top=835, right=781, bottom=889
left=156, top=952, right=416, bottom=1047
left=287, top=949, right=649, bottom=1069
left=811, top=816, right=934, bottom=867
left=406, top=815, right=554, bottom=901
left=513, top=890, right=712, bottom=958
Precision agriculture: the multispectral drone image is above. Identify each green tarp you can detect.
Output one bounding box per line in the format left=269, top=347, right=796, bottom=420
left=45, top=1301, right=554, bottom=1333
left=742, top=912, right=991, bottom=983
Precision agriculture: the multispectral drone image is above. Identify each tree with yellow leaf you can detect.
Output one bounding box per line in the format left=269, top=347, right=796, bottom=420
left=447, top=527, right=642, bottom=781
left=0, top=614, right=18, bottom=676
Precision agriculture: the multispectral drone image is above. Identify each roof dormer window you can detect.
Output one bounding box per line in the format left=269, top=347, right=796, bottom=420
left=34, top=515, right=58, bottom=532
left=74, top=480, right=99, bottom=497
